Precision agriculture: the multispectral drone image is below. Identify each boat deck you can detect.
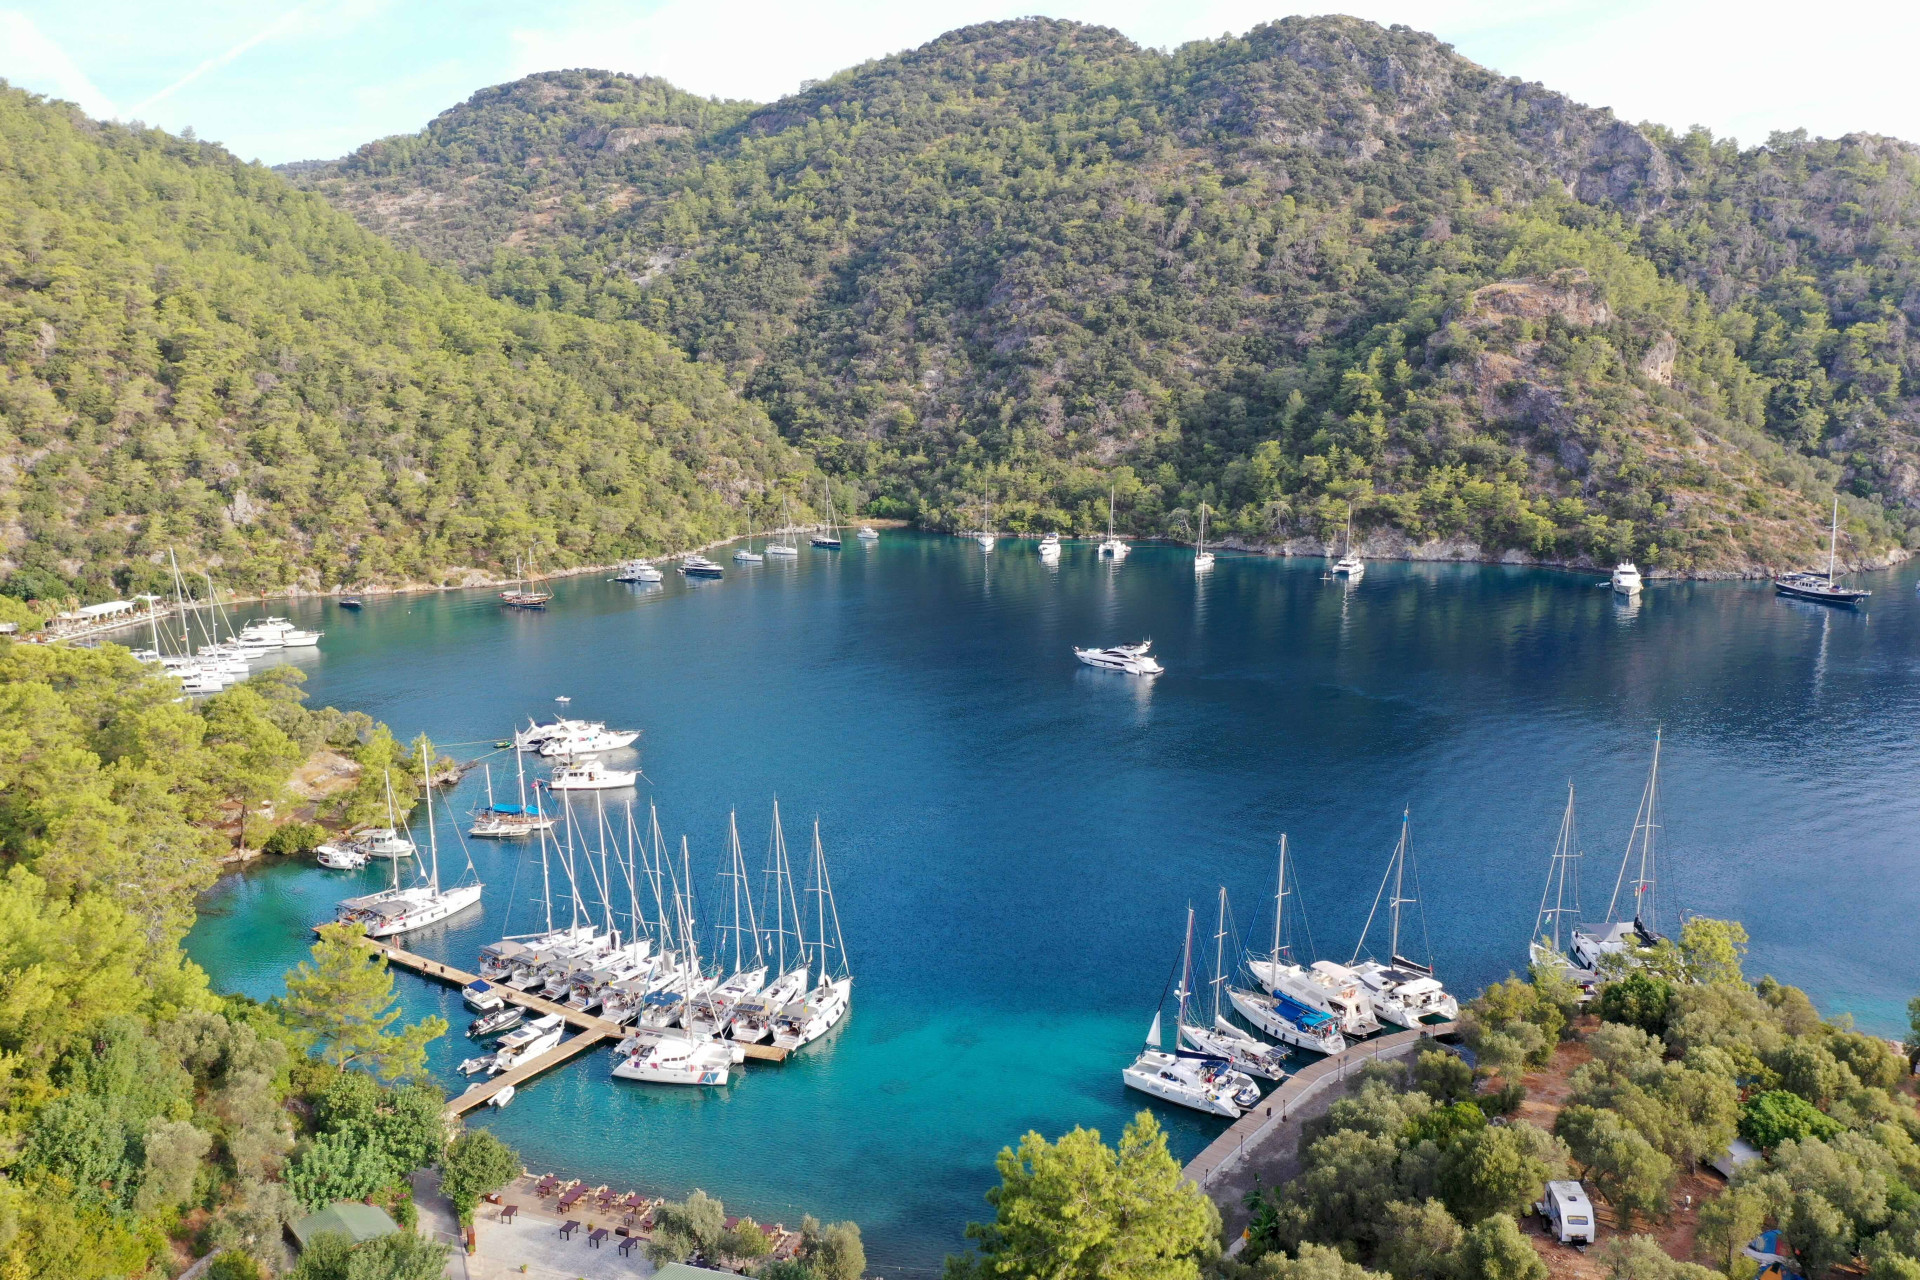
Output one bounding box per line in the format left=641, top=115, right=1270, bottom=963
left=351, top=936, right=789, bottom=1116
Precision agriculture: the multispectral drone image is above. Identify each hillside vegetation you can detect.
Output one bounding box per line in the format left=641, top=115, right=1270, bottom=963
left=290, top=17, right=1920, bottom=574
left=0, top=84, right=809, bottom=598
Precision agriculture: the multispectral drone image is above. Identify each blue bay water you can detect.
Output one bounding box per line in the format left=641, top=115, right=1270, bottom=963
left=186, top=536, right=1920, bottom=1272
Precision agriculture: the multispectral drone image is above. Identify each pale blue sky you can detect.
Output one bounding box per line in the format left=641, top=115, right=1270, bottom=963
left=1, top=0, right=1912, bottom=166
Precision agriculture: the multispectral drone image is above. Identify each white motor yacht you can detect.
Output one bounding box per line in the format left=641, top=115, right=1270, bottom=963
left=490, top=1014, right=566, bottom=1073
left=356, top=828, right=416, bottom=860
left=537, top=724, right=640, bottom=757
left=514, top=717, right=588, bottom=751
left=857, top=526, right=879, bottom=541
left=1073, top=640, right=1163, bottom=676
left=1038, top=532, right=1061, bottom=558
left=1611, top=562, right=1643, bottom=595
left=463, top=981, right=505, bottom=1012
left=315, top=841, right=367, bottom=870
left=280, top=629, right=323, bottom=647
left=679, top=555, right=724, bottom=578
left=613, top=560, right=664, bottom=583
left=547, top=760, right=639, bottom=790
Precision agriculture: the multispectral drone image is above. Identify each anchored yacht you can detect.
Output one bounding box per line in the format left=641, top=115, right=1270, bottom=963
left=1775, top=498, right=1870, bottom=605
left=679, top=555, right=724, bottom=579
left=610, top=1032, right=733, bottom=1086
left=1073, top=640, right=1163, bottom=676
left=334, top=769, right=484, bottom=938
left=1038, top=532, right=1061, bottom=559
left=536, top=724, right=640, bottom=757
left=857, top=526, right=880, bottom=541
left=613, top=561, right=663, bottom=583
left=1611, top=562, right=1643, bottom=595
left=1098, top=486, right=1130, bottom=558
left=1331, top=503, right=1365, bottom=579
left=547, top=760, right=638, bottom=791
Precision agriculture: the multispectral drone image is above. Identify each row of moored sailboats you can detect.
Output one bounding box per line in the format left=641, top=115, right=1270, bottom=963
left=1124, top=814, right=1458, bottom=1119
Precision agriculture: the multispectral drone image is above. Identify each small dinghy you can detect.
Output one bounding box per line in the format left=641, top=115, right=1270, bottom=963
left=489, top=1084, right=516, bottom=1108
left=469, top=1006, right=525, bottom=1038
left=458, top=1054, right=497, bottom=1076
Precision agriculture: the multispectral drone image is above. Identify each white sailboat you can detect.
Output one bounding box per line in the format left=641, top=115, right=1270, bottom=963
left=610, top=1030, right=734, bottom=1085
left=1124, top=907, right=1262, bottom=1117
left=1098, top=486, right=1130, bottom=558
left=1530, top=782, right=1601, bottom=993
left=1332, top=503, right=1365, bottom=579
left=766, top=497, right=800, bottom=558
left=470, top=755, right=555, bottom=838
left=734, top=511, right=765, bottom=563
left=810, top=484, right=842, bottom=549
left=976, top=498, right=996, bottom=550
left=1178, top=888, right=1289, bottom=1080
left=1193, top=504, right=1215, bottom=573
left=770, top=818, right=852, bottom=1052
left=1570, top=731, right=1667, bottom=972
left=731, top=799, right=809, bottom=1042
left=1230, top=835, right=1348, bottom=1054
left=334, top=764, right=484, bottom=938
left=685, top=812, right=769, bottom=1037
left=1348, top=811, right=1459, bottom=1027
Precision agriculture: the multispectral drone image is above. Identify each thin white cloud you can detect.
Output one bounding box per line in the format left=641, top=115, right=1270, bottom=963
left=127, top=0, right=314, bottom=117
left=0, top=9, right=118, bottom=117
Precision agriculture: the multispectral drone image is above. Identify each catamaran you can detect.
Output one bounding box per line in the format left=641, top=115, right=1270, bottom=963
left=1571, top=731, right=1668, bottom=972
left=1530, top=782, right=1601, bottom=994
left=1348, top=811, right=1459, bottom=1027
left=1178, top=888, right=1289, bottom=1080
left=610, top=1030, right=734, bottom=1085
left=1099, top=487, right=1130, bottom=558
left=770, top=818, right=852, bottom=1052
left=1332, top=503, right=1365, bottom=579
left=1231, top=835, right=1348, bottom=1054
left=334, top=766, right=485, bottom=938
left=1124, top=906, right=1262, bottom=1117
left=1776, top=497, right=1871, bottom=605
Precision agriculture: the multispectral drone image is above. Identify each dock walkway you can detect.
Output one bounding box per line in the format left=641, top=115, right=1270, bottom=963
left=1184, top=1021, right=1458, bottom=1228
left=358, top=937, right=787, bottom=1116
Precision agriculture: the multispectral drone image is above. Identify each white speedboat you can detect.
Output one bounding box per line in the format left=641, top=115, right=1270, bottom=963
left=537, top=724, right=640, bottom=757
left=857, top=526, right=879, bottom=541
left=610, top=1033, right=732, bottom=1085
left=1611, top=562, right=1643, bottom=595
left=547, top=760, right=638, bottom=790
left=356, top=827, right=416, bottom=860
left=679, top=555, right=724, bottom=578
left=463, top=981, right=505, bottom=1012
left=1073, top=640, right=1163, bottom=676
left=613, top=561, right=663, bottom=584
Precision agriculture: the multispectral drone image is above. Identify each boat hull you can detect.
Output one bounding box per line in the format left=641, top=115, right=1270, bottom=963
left=1228, top=988, right=1345, bottom=1055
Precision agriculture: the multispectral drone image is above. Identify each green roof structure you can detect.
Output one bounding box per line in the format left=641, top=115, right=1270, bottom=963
left=289, top=1201, right=400, bottom=1250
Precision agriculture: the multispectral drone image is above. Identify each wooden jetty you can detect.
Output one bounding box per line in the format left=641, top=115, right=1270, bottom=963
left=356, top=937, right=788, bottom=1116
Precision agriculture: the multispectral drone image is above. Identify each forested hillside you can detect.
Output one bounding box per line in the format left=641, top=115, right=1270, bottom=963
left=0, top=85, right=809, bottom=599
left=289, top=16, right=1920, bottom=574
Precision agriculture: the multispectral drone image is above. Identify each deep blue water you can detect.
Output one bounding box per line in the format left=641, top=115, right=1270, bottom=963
left=186, top=536, right=1920, bottom=1272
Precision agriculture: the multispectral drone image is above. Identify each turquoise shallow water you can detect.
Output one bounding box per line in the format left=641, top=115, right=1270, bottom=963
left=186, top=537, right=1920, bottom=1272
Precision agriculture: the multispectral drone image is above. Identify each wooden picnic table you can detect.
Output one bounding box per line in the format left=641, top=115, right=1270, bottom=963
left=558, top=1187, right=587, bottom=1210
left=589, top=1227, right=609, bottom=1248
left=500, top=1204, right=519, bottom=1224
left=619, top=1235, right=639, bottom=1257
left=560, top=1220, right=580, bottom=1240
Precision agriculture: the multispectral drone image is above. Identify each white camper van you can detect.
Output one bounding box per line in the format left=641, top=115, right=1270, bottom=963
left=1540, top=1181, right=1596, bottom=1245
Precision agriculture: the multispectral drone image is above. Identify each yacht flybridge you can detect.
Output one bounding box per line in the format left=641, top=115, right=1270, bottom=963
left=1123, top=907, right=1262, bottom=1117
left=1776, top=497, right=1871, bottom=605
left=1570, top=731, right=1668, bottom=972
left=1099, top=487, right=1130, bottom=558
left=1349, top=811, right=1459, bottom=1027
left=334, top=765, right=484, bottom=938
left=1073, top=640, right=1164, bottom=676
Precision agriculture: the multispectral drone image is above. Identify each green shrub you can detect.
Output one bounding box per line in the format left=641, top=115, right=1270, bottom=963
left=206, top=1253, right=265, bottom=1280
left=1595, top=972, right=1675, bottom=1037
left=1737, top=1089, right=1842, bottom=1149
left=264, top=822, right=327, bottom=856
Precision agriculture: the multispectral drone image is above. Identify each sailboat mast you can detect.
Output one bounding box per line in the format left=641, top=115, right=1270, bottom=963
left=729, top=811, right=745, bottom=974
left=537, top=797, right=554, bottom=933
left=1273, top=834, right=1288, bottom=961
left=1177, top=906, right=1195, bottom=1029
left=769, top=800, right=787, bottom=974
left=813, top=818, right=828, bottom=978
left=1212, top=886, right=1227, bottom=1023
left=1634, top=730, right=1661, bottom=930
left=1390, top=810, right=1409, bottom=962
left=421, top=751, right=439, bottom=891
left=1829, top=496, right=1840, bottom=580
